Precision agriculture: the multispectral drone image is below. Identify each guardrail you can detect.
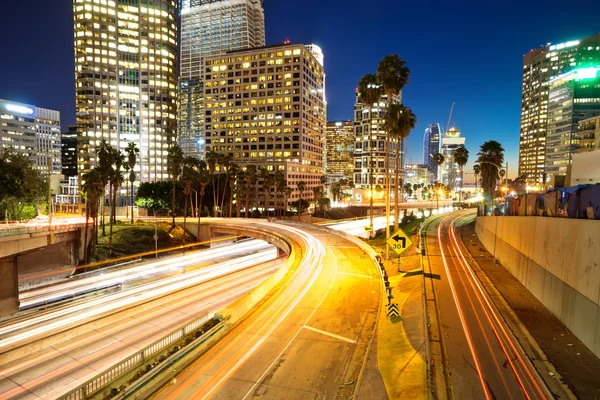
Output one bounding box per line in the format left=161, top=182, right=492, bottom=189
left=58, top=313, right=214, bottom=400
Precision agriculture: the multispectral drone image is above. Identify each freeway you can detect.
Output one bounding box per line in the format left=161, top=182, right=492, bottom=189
left=0, top=241, right=282, bottom=399
left=153, top=219, right=382, bottom=400
left=424, top=211, right=549, bottom=399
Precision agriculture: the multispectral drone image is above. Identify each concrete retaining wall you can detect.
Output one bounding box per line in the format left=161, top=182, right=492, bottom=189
left=475, top=216, right=600, bottom=357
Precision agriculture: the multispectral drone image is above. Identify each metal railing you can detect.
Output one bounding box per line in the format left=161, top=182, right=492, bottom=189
left=58, top=313, right=213, bottom=400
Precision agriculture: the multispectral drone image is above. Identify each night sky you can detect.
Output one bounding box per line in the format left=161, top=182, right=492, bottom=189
left=1, top=1, right=599, bottom=179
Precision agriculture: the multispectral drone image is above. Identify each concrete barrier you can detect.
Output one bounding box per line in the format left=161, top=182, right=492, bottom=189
left=475, top=216, right=600, bottom=357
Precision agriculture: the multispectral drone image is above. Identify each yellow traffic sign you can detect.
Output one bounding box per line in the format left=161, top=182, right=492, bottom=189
left=386, top=228, right=413, bottom=255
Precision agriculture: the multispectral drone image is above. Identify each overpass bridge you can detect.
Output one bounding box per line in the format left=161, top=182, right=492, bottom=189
left=0, top=222, right=91, bottom=315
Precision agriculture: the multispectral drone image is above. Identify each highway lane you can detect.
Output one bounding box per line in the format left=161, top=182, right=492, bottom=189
left=153, top=220, right=382, bottom=400
left=18, top=239, right=271, bottom=310
left=0, top=246, right=278, bottom=349
left=0, top=262, right=283, bottom=400
left=425, top=211, right=549, bottom=399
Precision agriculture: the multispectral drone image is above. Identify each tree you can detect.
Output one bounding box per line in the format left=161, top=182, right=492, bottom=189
left=81, top=169, right=103, bottom=262
left=205, top=150, right=219, bottom=217
left=454, top=145, right=469, bottom=205
left=377, top=54, right=411, bottom=236
left=136, top=181, right=182, bottom=211
left=219, top=155, right=233, bottom=216
left=108, top=151, right=125, bottom=255
left=0, top=149, right=46, bottom=221
left=259, top=167, right=273, bottom=217
left=125, top=141, right=139, bottom=223
left=476, top=140, right=505, bottom=207
left=274, top=169, right=285, bottom=217
left=244, top=165, right=257, bottom=218
left=181, top=156, right=199, bottom=230
left=96, top=140, right=115, bottom=236
left=384, top=103, right=417, bottom=231
left=312, top=185, right=323, bottom=217
left=284, top=186, right=293, bottom=217
left=297, top=181, right=307, bottom=213
left=167, top=144, right=184, bottom=226
left=227, top=163, right=240, bottom=217
left=432, top=153, right=445, bottom=174
left=473, top=164, right=481, bottom=190
left=358, top=73, right=384, bottom=236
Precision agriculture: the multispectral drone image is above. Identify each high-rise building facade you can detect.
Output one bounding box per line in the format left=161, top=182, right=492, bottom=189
left=326, top=120, right=354, bottom=183
left=203, top=43, right=326, bottom=206
left=519, top=34, right=600, bottom=184
left=353, top=92, right=401, bottom=202
left=577, top=116, right=600, bottom=153
left=73, top=0, right=178, bottom=192
left=179, top=0, right=266, bottom=159
left=545, top=67, right=600, bottom=185
left=0, top=99, right=61, bottom=174
left=61, top=125, right=78, bottom=177
left=439, top=127, right=465, bottom=189
left=423, top=123, right=440, bottom=180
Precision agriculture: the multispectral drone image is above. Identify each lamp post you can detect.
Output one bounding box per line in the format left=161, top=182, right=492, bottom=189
left=191, top=188, right=198, bottom=218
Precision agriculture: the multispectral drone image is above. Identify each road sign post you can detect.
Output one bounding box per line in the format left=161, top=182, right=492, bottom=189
left=386, top=227, right=413, bottom=273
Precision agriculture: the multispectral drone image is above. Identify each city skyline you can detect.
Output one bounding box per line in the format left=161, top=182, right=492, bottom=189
left=2, top=1, right=600, bottom=179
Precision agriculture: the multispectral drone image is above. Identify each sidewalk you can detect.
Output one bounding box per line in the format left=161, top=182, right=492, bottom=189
left=358, top=232, right=427, bottom=400
left=461, top=221, right=600, bottom=399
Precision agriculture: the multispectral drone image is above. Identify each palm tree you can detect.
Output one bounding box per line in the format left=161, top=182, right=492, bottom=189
left=313, top=185, right=323, bottom=216
left=284, top=186, right=293, bottom=217
left=227, top=163, right=240, bottom=217
left=181, top=156, right=198, bottom=230
left=167, top=144, right=184, bottom=226
left=377, top=54, right=410, bottom=237
left=384, top=103, right=417, bottom=231
left=96, top=140, right=114, bottom=236
left=276, top=175, right=287, bottom=218
left=473, top=164, right=481, bottom=190
left=358, top=73, right=384, bottom=236
left=274, top=169, right=285, bottom=218
left=454, top=145, right=469, bottom=205
left=125, top=142, right=139, bottom=223
left=81, top=169, right=103, bottom=262
left=108, top=152, right=125, bottom=255
left=244, top=165, right=257, bottom=218
left=205, top=150, right=219, bottom=217
left=234, top=169, right=246, bottom=218
left=297, top=181, right=307, bottom=213
left=477, top=140, right=505, bottom=209
left=432, top=153, right=445, bottom=177
left=219, top=155, right=233, bottom=216
left=258, top=167, right=272, bottom=217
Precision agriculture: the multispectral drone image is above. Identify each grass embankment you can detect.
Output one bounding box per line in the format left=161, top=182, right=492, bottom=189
left=366, top=216, right=424, bottom=276
left=91, top=221, right=196, bottom=263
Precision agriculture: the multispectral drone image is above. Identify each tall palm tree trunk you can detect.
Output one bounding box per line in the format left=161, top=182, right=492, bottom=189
left=183, top=193, right=188, bottom=231
left=394, top=140, right=400, bottom=231
left=245, top=192, right=250, bottom=218
left=84, top=205, right=90, bottom=263
left=109, top=185, right=115, bottom=255
left=369, top=106, right=374, bottom=237
left=130, top=180, right=134, bottom=223
left=211, top=174, right=217, bottom=217
left=171, top=181, right=176, bottom=226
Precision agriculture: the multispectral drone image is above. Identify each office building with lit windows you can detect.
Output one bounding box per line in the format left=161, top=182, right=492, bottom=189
left=61, top=125, right=78, bottom=177
left=179, top=0, right=266, bottom=159
left=519, top=34, right=600, bottom=184
left=353, top=91, right=401, bottom=204
left=545, top=67, right=600, bottom=186
left=423, top=123, right=440, bottom=181
left=73, top=0, right=178, bottom=194
left=326, top=120, right=354, bottom=183
left=439, top=127, right=465, bottom=190
left=203, top=43, right=326, bottom=208
left=0, top=99, right=61, bottom=174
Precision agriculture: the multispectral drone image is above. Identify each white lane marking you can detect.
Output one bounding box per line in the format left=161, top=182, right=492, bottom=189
left=336, top=271, right=372, bottom=279
left=302, top=325, right=356, bottom=344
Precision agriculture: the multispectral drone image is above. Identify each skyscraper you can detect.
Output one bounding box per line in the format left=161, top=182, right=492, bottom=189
left=423, top=123, right=440, bottom=181
left=326, top=120, right=354, bottom=183
left=439, top=127, right=466, bottom=189
left=203, top=43, right=326, bottom=208
left=179, top=0, right=266, bottom=159
left=545, top=67, right=600, bottom=186
left=353, top=91, right=401, bottom=202
left=0, top=99, right=61, bottom=174
left=61, top=126, right=78, bottom=178
left=519, top=34, right=600, bottom=184
left=73, top=0, right=178, bottom=191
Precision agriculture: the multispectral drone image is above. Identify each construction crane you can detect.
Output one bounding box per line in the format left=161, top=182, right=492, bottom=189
left=446, top=102, right=455, bottom=133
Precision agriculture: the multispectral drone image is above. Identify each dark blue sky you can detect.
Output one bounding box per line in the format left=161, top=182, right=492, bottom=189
left=1, top=1, right=599, bottom=177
